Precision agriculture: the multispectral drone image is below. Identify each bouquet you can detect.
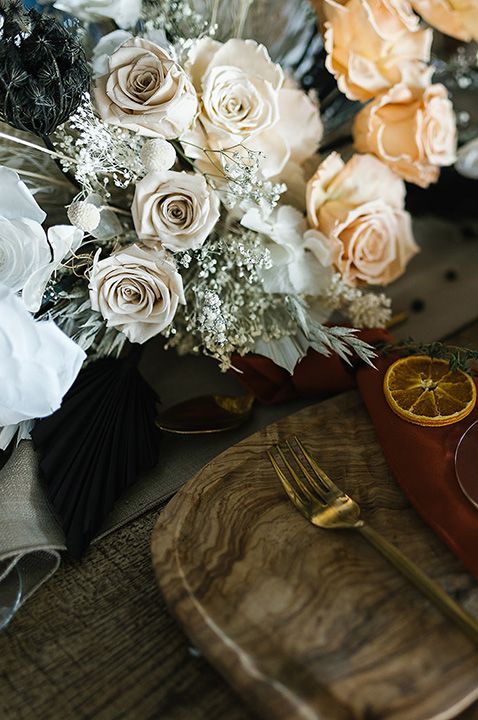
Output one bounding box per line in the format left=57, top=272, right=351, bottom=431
left=0, top=0, right=469, bottom=553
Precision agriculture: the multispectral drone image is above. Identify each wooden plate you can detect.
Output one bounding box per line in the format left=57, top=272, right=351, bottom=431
left=152, top=391, right=478, bottom=720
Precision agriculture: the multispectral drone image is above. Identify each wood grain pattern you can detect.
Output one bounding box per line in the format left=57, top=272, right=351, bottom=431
left=152, top=390, right=478, bottom=720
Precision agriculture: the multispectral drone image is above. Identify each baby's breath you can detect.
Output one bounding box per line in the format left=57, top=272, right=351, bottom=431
left=53, top=95, right=145, bottom=198
left=165, top=227, right=296, bottom=369
left=181, top=141, right=287, bottom=214
left=141, top=0, right=209, bottom=42
left=221, top=148, right=286, bottom=213
left=324, top=273, right=392, bottom=329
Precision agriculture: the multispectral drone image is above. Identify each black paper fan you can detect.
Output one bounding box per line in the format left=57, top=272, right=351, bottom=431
left=32, top=356, right=160, bottom=558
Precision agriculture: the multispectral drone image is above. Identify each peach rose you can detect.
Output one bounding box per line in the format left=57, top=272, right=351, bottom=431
left=322, top=0, right=432, bottom=101
left=88, top=244, right=185, bottom=343
left=411, top=0, right=478, bottom=42
left=306, top=152, right=418, bottom=286
left=94, top=37, right=198, bottom=138
left=353, top=83, right=457, bottom=188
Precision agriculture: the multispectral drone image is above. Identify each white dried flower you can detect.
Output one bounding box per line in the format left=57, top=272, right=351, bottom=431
left=141, top=138, right=177, bottom=172
left=324, top=273, right=392, bottom=329
left=348, top=293, right=392, bottom=329
left=67, top=201, right=101, bottom=233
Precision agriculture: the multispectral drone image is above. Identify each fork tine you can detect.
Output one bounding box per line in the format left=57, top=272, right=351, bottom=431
left=276, top=445, right=322, bottom=504
left=284, top=440, right=329, bottom=501
left=267, top=450, right=309, bottom=512
left=294, top=436, right=340, bottom=494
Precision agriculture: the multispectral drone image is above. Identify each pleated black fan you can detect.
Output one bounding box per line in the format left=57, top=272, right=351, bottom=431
left=32, top=356, right=160, bottom=558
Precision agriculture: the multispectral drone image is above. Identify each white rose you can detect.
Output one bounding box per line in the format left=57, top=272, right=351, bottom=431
left=54, top=0, right=141, bottom=30
left=183, top=38, right=323, bottom=178
left=88, top=244, right=186, bottom=344
left=94, top=37, right=198, bottom=139
left=241, top=205, right=333, bottom=295
left=0, top=167, right=83, bottom=310
left=132, top=170, right=220, bottom=252
left=0, top=284, right=86, bottom=432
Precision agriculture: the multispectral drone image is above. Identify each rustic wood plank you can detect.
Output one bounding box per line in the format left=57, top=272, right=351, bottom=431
left=152, top=390, right=478, bottom=720
left=0, top=510, right=253, bottom=720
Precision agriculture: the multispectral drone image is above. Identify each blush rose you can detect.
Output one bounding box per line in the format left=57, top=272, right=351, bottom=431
left=353, top=83, right=457, bottom=187
left=306, top=152, right=418, bottom=286
left=321, top=0, right=432, bottom=102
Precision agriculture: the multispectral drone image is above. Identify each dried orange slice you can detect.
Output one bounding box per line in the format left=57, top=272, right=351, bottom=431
left=383, top=355, right=476, bottom=427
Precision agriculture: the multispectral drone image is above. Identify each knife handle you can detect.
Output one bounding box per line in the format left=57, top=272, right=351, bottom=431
left=358, top=523, right=478, bottom=646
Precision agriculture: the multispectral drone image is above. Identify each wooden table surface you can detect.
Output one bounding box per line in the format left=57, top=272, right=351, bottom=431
left=3, top=322, right=478, bottom=720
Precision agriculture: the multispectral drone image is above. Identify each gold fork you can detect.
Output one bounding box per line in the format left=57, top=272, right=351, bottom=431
left=268, top=436, right=478, bottom=646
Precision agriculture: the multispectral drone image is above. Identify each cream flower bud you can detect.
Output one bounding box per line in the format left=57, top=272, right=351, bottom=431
left=67, top=202, right=101, bottom=233
left=141, top=138, right=177, bottom=172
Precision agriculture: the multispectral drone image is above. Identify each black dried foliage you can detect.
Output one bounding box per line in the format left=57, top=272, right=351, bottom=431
left=0, top=0, right=90, bottom=135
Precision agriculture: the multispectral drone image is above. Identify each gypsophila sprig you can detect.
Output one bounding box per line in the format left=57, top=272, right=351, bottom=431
left=165, top=228, right=296, bottom=370
left=141, top=0, right=209, bottom=42
left=180, top=141, right=287, bottom=214
left=54, top=96, right=145, bottom=197
left=221, top=148, right=287, bottom=213
left=323, top=274, right=392, bottom=329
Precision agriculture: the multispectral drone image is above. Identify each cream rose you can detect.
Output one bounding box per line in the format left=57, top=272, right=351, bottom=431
left=307, top=153, right=418, bottom=286
left=353, top=83, right=457, bottom=188
left=88, top=244, right=185, bottom=344
left=183, top=38, right=323, bottom=178
left=94, top=37, right=198, bottom=138
left=322, top=0, right=432, bottom=102
left=132, top=170, right=220, bottom=252
left=411, top=0, right=478, bottom=42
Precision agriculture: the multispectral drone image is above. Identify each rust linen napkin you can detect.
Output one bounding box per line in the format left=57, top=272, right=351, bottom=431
left=357, top=357, right=478, bottom=579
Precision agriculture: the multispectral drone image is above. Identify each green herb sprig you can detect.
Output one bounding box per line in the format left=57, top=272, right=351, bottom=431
left=378, top=338, right=478, bottom=374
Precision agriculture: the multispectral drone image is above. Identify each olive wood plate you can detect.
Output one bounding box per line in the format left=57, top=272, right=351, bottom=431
left=152, top=391, right=478, bottom=720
